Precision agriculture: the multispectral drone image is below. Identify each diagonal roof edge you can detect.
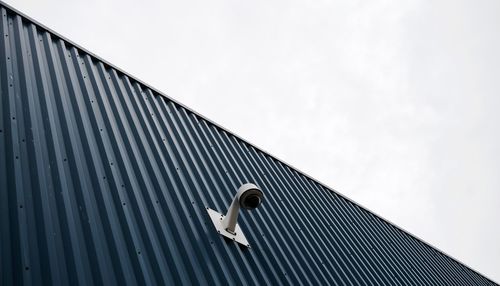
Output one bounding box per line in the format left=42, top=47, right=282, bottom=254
left=0, top=0, right=496, bottom=284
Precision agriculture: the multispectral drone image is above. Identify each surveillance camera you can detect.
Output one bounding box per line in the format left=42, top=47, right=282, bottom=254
left=223, top=183, right=264, bottom=234
left=206, top=183, right=264, bottom=247
left=238, top=183, right=263, bottom=210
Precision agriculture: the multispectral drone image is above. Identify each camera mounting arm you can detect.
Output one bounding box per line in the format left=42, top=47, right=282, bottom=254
left=222, top=195, right=241, bottom=234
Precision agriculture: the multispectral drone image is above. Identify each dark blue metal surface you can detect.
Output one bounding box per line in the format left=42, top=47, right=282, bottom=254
left=0, top=2, right=497, bottom=285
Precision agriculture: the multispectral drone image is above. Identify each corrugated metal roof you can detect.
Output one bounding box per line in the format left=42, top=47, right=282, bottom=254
left=0, top=2, right=496, bottom=285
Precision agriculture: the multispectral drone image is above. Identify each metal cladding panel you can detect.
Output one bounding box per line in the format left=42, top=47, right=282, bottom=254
left=0, top=3, right=496, bottom=286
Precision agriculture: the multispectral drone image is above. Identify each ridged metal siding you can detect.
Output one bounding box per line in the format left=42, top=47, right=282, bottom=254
left=0, top=3, right=496, bottom=285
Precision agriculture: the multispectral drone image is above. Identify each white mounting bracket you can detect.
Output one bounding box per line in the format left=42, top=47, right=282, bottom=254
left=206, top=207, right=250, bottom=248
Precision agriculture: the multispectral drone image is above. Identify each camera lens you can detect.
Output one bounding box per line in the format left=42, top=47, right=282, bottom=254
left=242, top=193, right=262, bottom=209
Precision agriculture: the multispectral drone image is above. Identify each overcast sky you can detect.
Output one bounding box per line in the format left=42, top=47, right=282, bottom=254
left=6, top=0, right=500, bottom=281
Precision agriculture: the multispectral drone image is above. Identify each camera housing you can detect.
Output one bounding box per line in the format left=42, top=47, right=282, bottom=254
left=239, top=185, right=263, bottom=210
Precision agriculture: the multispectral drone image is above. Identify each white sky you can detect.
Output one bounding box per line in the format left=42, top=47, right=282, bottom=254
left=6, top=0, right=500, bottom=282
